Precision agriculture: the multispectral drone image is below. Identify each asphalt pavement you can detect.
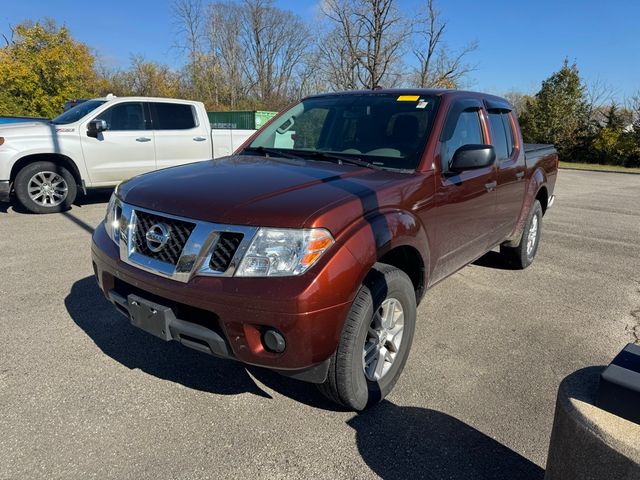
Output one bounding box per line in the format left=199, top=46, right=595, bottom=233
left=1, top=170, right=639, bottom=479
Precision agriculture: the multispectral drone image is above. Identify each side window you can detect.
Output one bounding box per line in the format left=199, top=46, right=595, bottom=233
left=94, top=103, right=145, bottom=131
left=152, top=103, right=197, bottom=130
left=488, top=111, right=509, bottom=161
left=503, top=112, right=516, bottom=156
left=441, top=109, right=484, bottom=170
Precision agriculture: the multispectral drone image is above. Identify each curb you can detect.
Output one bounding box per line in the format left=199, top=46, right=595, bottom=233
left=560, top=166, right=640, bottom=175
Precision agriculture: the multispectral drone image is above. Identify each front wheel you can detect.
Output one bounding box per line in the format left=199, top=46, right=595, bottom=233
left=14, top=161, right=77, bottom=214
left=318, top=263, right=416, bottom=410
left=500, top=199, right=543, bottom=269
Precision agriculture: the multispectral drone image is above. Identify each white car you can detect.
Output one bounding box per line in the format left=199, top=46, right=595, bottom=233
left=0, top=95, right=255, bottom=213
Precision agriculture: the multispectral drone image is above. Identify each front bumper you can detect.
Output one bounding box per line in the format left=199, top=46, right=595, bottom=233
left=91, top=222, right=362, bottom=382
left=0, top=180, right=10, bottom=202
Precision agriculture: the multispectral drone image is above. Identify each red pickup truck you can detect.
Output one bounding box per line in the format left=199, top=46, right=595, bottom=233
left=91, top=89, right=558, bottom=410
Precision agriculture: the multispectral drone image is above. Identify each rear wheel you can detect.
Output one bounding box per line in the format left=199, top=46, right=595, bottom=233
left=14, top=161, right=77, bottom=214
left=318, top=263, right=416, bottom=410
left=500, top=199, right=543, bottom=269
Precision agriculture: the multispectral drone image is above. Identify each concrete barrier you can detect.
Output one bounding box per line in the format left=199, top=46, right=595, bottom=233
left=545, top=366, right=640, bottom=480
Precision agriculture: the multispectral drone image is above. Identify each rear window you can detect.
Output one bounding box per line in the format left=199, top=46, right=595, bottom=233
left=151, top=103, right=197, bottom=130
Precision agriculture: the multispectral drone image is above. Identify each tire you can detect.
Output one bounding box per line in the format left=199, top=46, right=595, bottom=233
left=500, top=199, right=543, bottom=269
left=318, top=263, right=417, bottom=410
left=14, top=161, right=77, bottom=214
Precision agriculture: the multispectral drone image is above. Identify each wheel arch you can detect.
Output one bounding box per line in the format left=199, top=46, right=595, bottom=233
left=10, top=153, right=83, bottom=190
left=503, top=167, right=548, bottom=247
left=340, top=209, right=431, bottom=305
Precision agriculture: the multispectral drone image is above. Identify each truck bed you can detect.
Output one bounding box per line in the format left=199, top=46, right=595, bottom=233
left=524, top=143, right=556, bottom=155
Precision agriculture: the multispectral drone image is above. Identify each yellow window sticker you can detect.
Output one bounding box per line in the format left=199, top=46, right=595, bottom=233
left=397, top=95, right=420, bottom=101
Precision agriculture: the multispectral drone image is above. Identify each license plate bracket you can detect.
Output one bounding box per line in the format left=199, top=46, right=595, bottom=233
left=127, top=294, right=174, bottom=341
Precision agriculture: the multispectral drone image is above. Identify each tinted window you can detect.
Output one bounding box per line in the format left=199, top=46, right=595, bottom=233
left=95, top=103, right=146, bottom=131
left=503, top=112, right=515, bottom=156
left=249, top=94, right=439, bottom=170
left=488, top=112, right=509, bottom=160
left=441, top=109, right=484, bottom=169
left=152, top=103, right=196, bottom=130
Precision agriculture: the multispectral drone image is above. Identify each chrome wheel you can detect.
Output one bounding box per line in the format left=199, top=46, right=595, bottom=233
left=526, top=213, right=539, bottom=257
left=28, top=171, right=68, bottom=207
left=363, top=297, right=405, bottom=382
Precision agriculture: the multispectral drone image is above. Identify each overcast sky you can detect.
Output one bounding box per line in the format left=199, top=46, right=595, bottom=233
left=3, top=0, right=639, bottom=101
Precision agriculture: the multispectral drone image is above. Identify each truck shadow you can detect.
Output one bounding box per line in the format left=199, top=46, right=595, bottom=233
left=0, top=188, right=113, bottom=214
left=64, top=276, right=341, bottom=410
left=66, top=276, right=546, bottom=479
left=472, top=250, right=520, bottom=271
left=348, top=401, right=544, bottom=480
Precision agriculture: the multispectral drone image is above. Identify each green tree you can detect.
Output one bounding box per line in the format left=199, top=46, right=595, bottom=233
left=0, top=20, right=104, bottom=117
left=520, top=60, right=591, bottom=160
left=590, top=103, right=635, bottom=166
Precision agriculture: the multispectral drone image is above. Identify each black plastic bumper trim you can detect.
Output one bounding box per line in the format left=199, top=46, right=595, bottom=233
left=0, top=180, right=10, bottom=202
left=108, top=289, right=232, bottom=359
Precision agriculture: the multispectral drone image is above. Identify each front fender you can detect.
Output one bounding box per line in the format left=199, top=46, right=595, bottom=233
left=337, top=208, right=430, bottom=289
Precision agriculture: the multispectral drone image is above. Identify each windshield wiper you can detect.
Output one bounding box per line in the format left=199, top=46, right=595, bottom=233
left=244, top=146, right=303, bottom=160
left=297, top=150, right=380, bottom=170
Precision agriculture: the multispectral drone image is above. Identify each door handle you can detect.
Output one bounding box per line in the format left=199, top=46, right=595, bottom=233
left=193, top=136, right=207, bottom=142
left=136, top=137, right=151, bottom=142
left=485, top=181, right=497, bottom=191
left=515, top=171, right=525, bottom=179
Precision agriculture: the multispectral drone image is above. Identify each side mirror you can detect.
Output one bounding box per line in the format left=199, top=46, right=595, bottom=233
left=450, top=144, right=496, bottom=172
left=87, top=119, right=107, bottom=138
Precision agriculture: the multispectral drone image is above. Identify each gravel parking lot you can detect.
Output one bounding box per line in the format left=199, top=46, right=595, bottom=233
left=1, top=169, right=639, bottom=479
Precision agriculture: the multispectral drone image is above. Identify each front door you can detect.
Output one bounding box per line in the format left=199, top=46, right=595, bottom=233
left=80, top=102, right=155, bottom=184
left=428, top=100, right=497, bottom=284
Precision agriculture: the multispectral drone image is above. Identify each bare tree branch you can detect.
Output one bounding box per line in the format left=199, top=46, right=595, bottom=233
left=412, top=0, right=476, bottom=88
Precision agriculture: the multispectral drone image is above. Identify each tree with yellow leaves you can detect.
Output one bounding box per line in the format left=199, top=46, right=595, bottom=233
left=0, top=19, right=106, bottom=118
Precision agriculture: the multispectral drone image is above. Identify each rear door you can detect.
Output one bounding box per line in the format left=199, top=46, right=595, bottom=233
left=149, top=102, right=212, bottom=170
left=487, top=106, right=526, bottom=241
left=80, top=101, right=155, bottom=184
left=428, top=98, right=498, bottom=283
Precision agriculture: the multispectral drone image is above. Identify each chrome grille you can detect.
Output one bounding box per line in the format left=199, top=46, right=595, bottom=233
left=209, top=232, right=244, bottom=272
left=133, top=210, right=195, bottom=265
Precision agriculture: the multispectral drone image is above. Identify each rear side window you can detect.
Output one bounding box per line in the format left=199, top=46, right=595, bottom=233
left=441, top=109, right=484, bottom=170
left=489, top=111, right=517, bottom=160
left=503, top=112, right=516, bottom=155
left=151, top=103, right=197, bottom=130
left=488, top=112, right=509, bottom=160
left=94, top=103, right=146, bottom=131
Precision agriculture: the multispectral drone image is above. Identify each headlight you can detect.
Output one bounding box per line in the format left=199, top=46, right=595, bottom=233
left=235, top=228, right=334, bottom=277
left=104, top=190, right=121, bottom=244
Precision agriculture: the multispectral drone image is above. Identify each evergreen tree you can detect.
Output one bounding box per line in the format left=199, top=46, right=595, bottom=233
left=520, top=60, right=591, bottom=160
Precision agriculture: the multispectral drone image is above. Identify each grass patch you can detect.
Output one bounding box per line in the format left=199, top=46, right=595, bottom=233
left=560, top=161, right=640, bottom=174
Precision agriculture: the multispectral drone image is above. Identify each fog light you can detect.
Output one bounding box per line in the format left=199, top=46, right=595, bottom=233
left=262, top=329, right=286, bottom=353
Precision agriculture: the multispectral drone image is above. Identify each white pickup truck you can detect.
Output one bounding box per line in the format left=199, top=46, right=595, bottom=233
left=0, top=96, right=255, bottom=213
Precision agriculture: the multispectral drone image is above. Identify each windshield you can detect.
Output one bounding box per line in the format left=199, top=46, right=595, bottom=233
left=246, top=93, right=439, bottom=170
left=50, top=100, right=106, bottom=125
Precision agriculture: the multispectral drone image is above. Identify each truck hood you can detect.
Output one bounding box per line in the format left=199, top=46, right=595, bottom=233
left=0, top=121, right=62, bottom=139
left=118, top=155, right=407, bottom=231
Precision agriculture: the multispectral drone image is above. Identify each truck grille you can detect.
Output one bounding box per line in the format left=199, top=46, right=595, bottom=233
left=133, top=210, right=196, bottom=265
left=209, top=232, right=244, bottom=272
